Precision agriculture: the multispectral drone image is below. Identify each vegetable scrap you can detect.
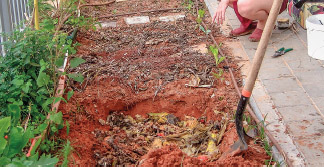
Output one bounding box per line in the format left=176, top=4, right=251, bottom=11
left=96, top=112, right=228, bottom=165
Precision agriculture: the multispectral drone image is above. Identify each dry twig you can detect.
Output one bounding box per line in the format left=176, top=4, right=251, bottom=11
left=98, top=8, right=184, bottom=19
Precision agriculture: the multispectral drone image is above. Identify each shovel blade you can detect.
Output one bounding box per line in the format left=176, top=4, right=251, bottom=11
left=235, top=95, right=250, bottom=150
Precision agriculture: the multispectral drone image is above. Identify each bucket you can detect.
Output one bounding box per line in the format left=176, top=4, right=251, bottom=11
left=306, top=14, right=324, bottom=60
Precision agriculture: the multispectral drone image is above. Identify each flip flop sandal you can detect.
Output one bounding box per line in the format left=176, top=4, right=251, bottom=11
left=248, top=28, right=263, bottom=42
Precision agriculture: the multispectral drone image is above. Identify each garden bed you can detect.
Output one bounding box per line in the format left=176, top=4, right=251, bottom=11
left=58, top=0, right=270, bottom=166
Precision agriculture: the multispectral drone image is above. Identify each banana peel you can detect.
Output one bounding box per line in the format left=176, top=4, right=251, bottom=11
left=206, top=133, right=219, bottom=155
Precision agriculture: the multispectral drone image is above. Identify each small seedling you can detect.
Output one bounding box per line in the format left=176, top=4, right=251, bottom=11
left=209, top=45, right=225, bottom=80
left=187, top=0, right=193, bottom=10
left=199, top=25, right=211, bottom=35
left=252, top=115, right=281, bottom=166
left=195, top=9, right=212, bottom=35
left=196, top=9, right=205, bottom=24
left=59, top=140, right=73, bottom=167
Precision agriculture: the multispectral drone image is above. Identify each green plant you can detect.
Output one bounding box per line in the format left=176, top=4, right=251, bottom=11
left=186, top=0, right=194, bottom=11
left=209, top=45, right=225, bottom=79
left=242, top=114, right=281, bottom=166
left=196, top=9, right=205, bottom=24
left=0, top=117, right=58, bottom=166
left=0, top=26, right=81, bottom=166
left=36, top=0, right=97, bottom=33
left=199, top=25, right=211, bottom=35
left=257, top=120, right=283, bottom=166
left=0, top=0, right=90, bottom=165
left=194, top=8, right=211, bottom=35
left=58, top=140, right=73, bottom=167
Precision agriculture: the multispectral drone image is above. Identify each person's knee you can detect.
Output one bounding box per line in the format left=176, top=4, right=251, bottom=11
left=237, top=0, right=254, bottom=18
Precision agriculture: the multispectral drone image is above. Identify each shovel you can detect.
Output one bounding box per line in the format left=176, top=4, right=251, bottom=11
left=224, top=0, right=284, bottom=157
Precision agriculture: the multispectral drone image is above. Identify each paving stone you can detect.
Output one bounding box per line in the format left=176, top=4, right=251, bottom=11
left=277, top=105, right=321, bottom=122
left=270, top=30, right=294, bottom=42
left=251, top=80, right=306, bottom=166
left=204, top=0, right=217, bottom=19
left=285, top=119, right=324, bottom=166
left=125, top=16, right=150, bottom=25
left=302, top=83, right=324, bottom=98
left=261, top=77, right=303, bottom=94
left=97, top=21, right=117, bottom=28
left=260, top=57, right=287, bottom=69
left=294, top=135, right=324, bottom=167
left=272, top=34, right=320, bottom=70
left=295, top=28, right=308, bottom=44
left=248, top=46, right=278, bottom=66
left=286, top=119, right=324, bottom=144
left=259, top=66, right=293, bottom=80
left=241, top=48, right=255, bottom=60
left=226, top=8, right=237, bottom=21
left=238, top=35, right=258, bottom=50
left=285, top=53, right=323, bottom=71
left=227, top=10, right=241, bottom=27
left=270, top=91, right=311, bottom=108
left=159, top=15, right=185, bottom=22
left=313, top=97, right=324, bottom=112
left=293, top=69, right=324, bottom=85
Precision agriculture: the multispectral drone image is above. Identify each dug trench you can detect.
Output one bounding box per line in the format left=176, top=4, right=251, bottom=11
left=58, top=3, right=270, bottom=166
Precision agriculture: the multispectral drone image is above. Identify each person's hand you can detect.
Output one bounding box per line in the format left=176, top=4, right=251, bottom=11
left=212, top=0, right=229, bottom=25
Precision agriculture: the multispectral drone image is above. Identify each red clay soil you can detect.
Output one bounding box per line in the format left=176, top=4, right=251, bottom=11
left=82, top=0, right=182, bottom=18
left=59, top=77, right=269, bottom=166
left=58, top=0, right=270, bottom=166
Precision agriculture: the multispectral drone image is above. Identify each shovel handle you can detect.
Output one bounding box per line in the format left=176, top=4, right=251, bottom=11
left=235, top=0, right=284, bottom=151
left=242, top=0, right=284, bottom=96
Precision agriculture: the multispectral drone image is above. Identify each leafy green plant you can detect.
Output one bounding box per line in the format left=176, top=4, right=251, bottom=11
left=195, top=9, right=211, bottom=35
left=199, top=25, right=211, bottom=35
left=257, top=120, right=282, bottom=166
left=58, top=140, right=73, bottom=167
left=1, top=30, right=64, bottom=116
left=0, top=27, right=79, bottom=166
left=186, top=0, right=194, bottom=11
left=0, top=0, right=91, bottom=165
left=0, top=117, right=58, bottom=166
left=242, top=114, right=282, bottom=166
left=209, top=45, right=225, bottom=79
left=196, top=9, right=205, bottom=24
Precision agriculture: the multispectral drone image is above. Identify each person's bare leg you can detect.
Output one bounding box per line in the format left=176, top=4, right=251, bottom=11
left=237, top=0, right=274, bottom=29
